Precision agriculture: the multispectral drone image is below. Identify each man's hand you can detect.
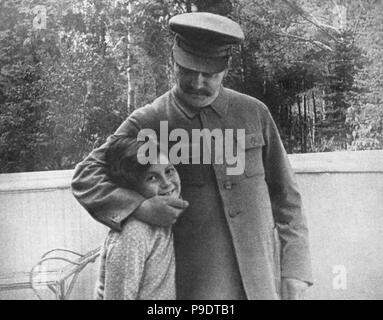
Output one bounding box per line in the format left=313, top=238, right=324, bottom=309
left=133, top=196, right=189, bottom=227
left=281, top=277, right=309, bottom=300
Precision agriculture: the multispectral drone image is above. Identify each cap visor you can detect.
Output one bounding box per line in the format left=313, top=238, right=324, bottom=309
left=173, top=45, right=228, bottom=73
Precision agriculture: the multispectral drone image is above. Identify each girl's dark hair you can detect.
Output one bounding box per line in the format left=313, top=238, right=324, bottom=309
left=105, top=135, right=153, bottom=189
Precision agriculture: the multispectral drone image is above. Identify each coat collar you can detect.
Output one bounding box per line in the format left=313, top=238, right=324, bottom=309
left=171, top=85, right=229, bottom=119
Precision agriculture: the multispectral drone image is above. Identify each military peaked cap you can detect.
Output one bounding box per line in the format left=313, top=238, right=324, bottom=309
left=169, top=12, right=244, bottom=73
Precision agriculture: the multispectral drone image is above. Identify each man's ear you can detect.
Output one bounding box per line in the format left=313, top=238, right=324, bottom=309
left=171, top=50, right=174, bottom=62
left=224, top=57, right=232, bottom=77
left=171, top=52, right=176, bottom=69
left=228, top=56, right=232, bottom=69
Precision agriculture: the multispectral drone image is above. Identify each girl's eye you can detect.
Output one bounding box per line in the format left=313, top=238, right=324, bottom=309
left=146, top=175, right=157, bottom=182
left=166, top=167, right=175, bottom=175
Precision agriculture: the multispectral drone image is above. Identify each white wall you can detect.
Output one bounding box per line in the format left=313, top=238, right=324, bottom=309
left=0, top=170, right=108, bottom=300
left=0, top=151, right=382, bottom=299
left=290, top=151, right=383, bottom=299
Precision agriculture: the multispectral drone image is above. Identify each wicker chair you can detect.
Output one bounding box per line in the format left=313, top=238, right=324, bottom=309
left=0, top=247, right=101, bottom=300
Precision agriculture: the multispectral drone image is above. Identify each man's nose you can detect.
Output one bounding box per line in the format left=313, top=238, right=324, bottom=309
left=190, top=72, right=204, bottom=89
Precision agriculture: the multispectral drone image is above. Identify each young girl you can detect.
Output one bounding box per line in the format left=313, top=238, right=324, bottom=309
left=95, top=135, right=181, bottom=300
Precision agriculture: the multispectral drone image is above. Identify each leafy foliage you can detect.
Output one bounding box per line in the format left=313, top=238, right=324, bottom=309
left=0, top=0, right=382, bottom=173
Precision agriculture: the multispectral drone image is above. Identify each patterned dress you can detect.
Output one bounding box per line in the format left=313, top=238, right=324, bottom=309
left=95, top=218, right=175, bottom=300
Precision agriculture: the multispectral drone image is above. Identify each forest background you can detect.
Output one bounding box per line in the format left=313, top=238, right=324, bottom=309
left=0, top=0, right=382, bottom=173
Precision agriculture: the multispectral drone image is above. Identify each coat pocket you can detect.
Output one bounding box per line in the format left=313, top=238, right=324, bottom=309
left=243, top=133, right=265, bottom=177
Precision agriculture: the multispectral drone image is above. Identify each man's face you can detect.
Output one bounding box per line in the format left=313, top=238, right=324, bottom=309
left=174, top=62, right=227, bottom=108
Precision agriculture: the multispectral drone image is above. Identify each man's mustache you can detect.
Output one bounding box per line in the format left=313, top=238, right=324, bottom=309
left=182, top=86, right=212, bottom=97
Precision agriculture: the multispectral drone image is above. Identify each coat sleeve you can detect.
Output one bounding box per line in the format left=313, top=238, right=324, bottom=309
left=71, top=116, right=145, bottom=231
left=260, top=106, right=313, bottom=285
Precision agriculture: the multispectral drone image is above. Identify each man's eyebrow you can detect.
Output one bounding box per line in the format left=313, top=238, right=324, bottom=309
left=178, top=64, right=215, bottom=77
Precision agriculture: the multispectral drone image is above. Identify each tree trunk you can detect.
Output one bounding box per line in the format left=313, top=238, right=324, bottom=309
left=185, top=0, right=192, bottom=12
left=288, top=104, right=292, bottom=153
left=239, top=43, right=245, bottom=92
left=126, top=0, right=135, bottom=113
left=303, top=93, right=307, bottom=153
left=297, top=94, right=303, bottom=152
left=312, top=91, right=317, bottom=149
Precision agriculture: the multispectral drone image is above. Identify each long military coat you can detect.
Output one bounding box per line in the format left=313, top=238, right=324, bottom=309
left=71, top=86, right=313, bottom=299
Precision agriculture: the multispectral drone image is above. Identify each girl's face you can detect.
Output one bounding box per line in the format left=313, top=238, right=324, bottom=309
left=136, top=153, right=181, bottom=199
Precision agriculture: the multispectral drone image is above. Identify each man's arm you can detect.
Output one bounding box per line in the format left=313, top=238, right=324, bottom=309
left=71, top=128, right=144, bottom=231
left=281, top=277, right=309, bottom=300
left=71, top=117, right=188, bottom=231
left=260, top=106, right=313, bottom=293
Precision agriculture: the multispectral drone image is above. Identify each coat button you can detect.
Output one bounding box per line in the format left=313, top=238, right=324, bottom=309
left=223, top=181, right=232, bottom=190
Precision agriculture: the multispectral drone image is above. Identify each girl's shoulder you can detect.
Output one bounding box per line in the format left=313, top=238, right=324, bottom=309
left=117, top=217, right=171, bottom=242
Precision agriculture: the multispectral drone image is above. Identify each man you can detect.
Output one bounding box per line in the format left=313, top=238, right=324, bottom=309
left=72, top=12, right=313, bottom=300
